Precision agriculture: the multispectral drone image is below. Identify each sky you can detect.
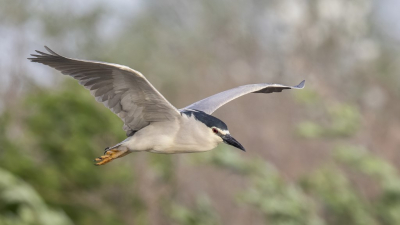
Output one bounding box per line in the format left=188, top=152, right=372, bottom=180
left=375, top=0, right=400, bottom=44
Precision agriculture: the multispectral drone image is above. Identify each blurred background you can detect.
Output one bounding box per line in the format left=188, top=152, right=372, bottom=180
left=1, top=0, right=400, bottom=224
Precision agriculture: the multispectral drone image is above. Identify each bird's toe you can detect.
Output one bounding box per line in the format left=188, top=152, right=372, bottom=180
left=94, top=149, right=129, bottom=166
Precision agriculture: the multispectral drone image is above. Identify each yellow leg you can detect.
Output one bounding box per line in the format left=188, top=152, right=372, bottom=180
left=94, top=148, right=129, bottom=166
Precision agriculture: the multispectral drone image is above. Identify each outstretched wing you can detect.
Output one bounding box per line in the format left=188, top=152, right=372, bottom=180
left=183, top=80, right=305, bottom=114
left=29, top=46, right=180, bottom=135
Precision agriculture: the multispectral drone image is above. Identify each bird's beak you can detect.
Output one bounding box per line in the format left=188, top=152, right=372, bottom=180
left=222, top=134, right=245, bottom=151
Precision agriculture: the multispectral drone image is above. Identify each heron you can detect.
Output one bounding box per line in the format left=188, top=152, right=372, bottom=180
left=28, top=46, right=305, bottom=166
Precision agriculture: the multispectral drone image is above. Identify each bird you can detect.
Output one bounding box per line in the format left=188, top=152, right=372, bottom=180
left=28, top=46, right=305, bottom=166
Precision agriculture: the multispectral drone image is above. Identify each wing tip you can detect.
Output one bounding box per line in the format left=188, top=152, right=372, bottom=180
left=294, top=80, right=305, bottom=89
left=28, top=45, right=63, bottom=62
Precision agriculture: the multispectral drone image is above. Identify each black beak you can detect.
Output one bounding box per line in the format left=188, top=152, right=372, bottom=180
left=222, top=134, right=245, bottom=151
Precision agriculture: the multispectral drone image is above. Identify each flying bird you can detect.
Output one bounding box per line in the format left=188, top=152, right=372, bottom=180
left=28, top=46, right=305, bottom=166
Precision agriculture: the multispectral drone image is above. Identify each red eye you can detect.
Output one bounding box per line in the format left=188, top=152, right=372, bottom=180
left=212, top=128, right=219, bottom=134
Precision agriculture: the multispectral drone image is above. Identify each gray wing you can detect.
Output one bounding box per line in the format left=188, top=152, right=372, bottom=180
left=183, top=80, right=305, bottom=114
left=29, top=46, right=180, bottom=135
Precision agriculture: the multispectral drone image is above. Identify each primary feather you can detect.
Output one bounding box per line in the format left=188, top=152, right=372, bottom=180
left=28, top=46, right=180, bottom=136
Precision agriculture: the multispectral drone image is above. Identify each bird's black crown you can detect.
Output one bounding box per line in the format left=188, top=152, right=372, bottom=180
left=181, top=110, right=228, bottom=130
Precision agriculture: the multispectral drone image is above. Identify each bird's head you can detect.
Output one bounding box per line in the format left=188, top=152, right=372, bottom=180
left=209, top=125, right=245, bottom=152
left=183, top=110, right=245, bottom=151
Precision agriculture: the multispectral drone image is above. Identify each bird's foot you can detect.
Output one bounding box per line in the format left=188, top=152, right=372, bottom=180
left=94, top=149, right=129, bottom=166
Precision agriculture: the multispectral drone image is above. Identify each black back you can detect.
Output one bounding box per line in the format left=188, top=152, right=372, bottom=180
left=181, top=109, right=228, bottom=130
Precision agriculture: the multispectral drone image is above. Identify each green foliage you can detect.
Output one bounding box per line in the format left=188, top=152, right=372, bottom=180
left=293, top=89, right=320, bottom=105
left=296, top=122, right=324, bottom=139
left=301, top=167, right=377, bottom=225
left=0, top=81, right=147, bottom=225
left=295, top=87, right=361, bottom=139
left=193, top=148, right=324, bottom=225
left=241, top=169, right=324, bottom=225
left=297, top=103, right=361, bottom=138
left=0, top=168, right=73, bottom=225
left=170, top=196, right=221, bottom=225
left=294, top=96, right=400, bottom=225
left=195, top=144, right=400, bottom=225
left=334, top=145, right=400, bottom=225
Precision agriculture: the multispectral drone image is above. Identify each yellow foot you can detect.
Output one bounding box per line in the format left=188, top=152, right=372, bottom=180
left=94, top=149, right=129, bottom=166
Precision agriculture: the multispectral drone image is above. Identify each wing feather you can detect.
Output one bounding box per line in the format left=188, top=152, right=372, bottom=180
left=183, top=80, right=305, bottom=114
left=29, top=46, right=180, bottom=135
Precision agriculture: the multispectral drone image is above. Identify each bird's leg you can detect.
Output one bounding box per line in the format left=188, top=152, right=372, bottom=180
left=94, top=148, right=130, bottom=166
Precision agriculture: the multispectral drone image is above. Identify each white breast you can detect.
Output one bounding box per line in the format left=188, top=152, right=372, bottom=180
left=123, top=114, right=222, bottom=153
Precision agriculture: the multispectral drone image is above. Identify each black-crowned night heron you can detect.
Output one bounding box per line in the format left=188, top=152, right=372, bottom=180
left=29, top=46, right=305, bottom=165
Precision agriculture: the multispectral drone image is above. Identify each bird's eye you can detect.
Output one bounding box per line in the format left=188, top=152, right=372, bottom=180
left=212, top=128, right=219, bottom=134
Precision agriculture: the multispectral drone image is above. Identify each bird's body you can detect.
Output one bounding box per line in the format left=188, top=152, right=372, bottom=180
left=127, top=111, right=220, bottom=153
left=29, top=46, right=305, bottom=165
